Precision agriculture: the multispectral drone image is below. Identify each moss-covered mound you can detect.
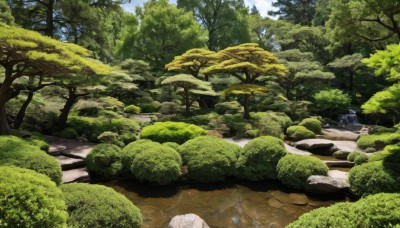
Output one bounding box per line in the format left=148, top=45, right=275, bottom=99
left=0, top=166, right=67, bottom=227
left=277, top=154, right=329, bottom=190
left=356, top=132, right=400, bottom=149
left=122, top=140, right=182, bottom=184
left=86, top=143, right=123, bottom=178
left=298, top=118, right=322, bottom=134
left=286, top=126, right=316, bottom=141
left=0, top=136, right=62, bottom=184
left=61, top=183, right=142, bottom=228
left=178, top=136, right=240, bottom=182
left=236, top=136, right=287, bottom=181
left=288, top=193, right=400, bottom=227
left=141, top=121, right=207, bottom=144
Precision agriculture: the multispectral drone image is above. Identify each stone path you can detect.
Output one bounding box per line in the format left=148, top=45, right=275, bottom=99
left=45, top=136, right=94, bottom=184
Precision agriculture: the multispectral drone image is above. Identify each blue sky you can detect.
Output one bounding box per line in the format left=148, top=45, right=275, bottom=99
left=122, top=0, right=276, bottom=18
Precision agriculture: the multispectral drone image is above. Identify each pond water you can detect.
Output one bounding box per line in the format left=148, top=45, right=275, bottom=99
left=101, top=180, right=352, bottom=228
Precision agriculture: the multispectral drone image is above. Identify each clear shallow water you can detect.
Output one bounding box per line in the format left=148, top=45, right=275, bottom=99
left=101, top=180, right=351, bottom=228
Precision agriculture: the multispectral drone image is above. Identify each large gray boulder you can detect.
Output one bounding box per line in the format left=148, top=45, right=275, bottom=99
left=322, top=128, right=360, bottom=141
left=292, top=139, right=360, bottom=155
left=306, top=170, right=350, bottom=193
left=168, top=214, right=210, bottom=228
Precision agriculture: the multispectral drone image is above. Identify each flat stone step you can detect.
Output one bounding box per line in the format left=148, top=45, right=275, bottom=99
left=56, top=155, right=85, bottom=171
left=324, top=160, right=354, bottom=168
left=62, top=168, right=89, bottom=184
left=48, top=145, right=67, bottom=156
left=328, top=170, right=349, bottom=180
left=284, top=144, right=312, bottom=156
left=321, top=128, right=360, bottom=141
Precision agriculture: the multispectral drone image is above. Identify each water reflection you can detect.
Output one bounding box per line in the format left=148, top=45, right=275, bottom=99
left=100, top=180, right=351, bottom=228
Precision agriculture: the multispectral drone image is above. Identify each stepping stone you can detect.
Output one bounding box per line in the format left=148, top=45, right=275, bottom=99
left=223, top=137, right=251, bottom=147
left=56, top=155, right=85, bottom=170
left=62, top=168, right=89, bottom=184
left=328, top=170, right=348, bottom=180
left=48, top=145, right=67, bottom=156
left=284, top=144, right=312, bottom=156
left=306, top=170, right=350, bottom=193
left=324, top=160, right=354, bottom=168
left=322, top=128, right=360, bottom=141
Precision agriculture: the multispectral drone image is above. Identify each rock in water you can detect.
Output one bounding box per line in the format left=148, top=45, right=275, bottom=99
left=306, top=170, right=350, bottom=193
left=169, top=214, right=210, bottom=228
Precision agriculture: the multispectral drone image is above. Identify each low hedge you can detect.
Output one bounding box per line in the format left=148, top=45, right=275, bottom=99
left=141, top=121, right=207, bottom=144
left=0, top=136, right=62, bottom=184
left=236, top=136, right=287, bottom=181
left=124, top=105, right=141, bottom=114
left=178, top=136, right=240, bottom=182
left=54, top=127, right=79, bottom=139
left=61, top=183, right=142, bottom=228
left=277, top=154, right=329, bottom=190
left=286, top=126, right=316, bottom=141
left=288, top=193, right=400, bottom=227
left=298, top=118, right=322, bottom=134
left=356, top=133, right=400, bottom=149
left=0, top=166, right=67, bottom=227
left=86, top=143, right=123, bottom=178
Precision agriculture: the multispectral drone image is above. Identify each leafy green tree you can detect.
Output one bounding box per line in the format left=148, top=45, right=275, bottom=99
left=247, top=14, right=278, bottom=51
left=0, top=0, right=13, bottom=25
left=0, top=24, right=110, bottom=134
left=177, top=0, right=250, bottom=51
left=161, top=74, right=218, bottom=116
left=203, top=43, right=287, bottom=119
left=118, top=0, right=205, bottom=69
left=274, top=49, right=334, bottom=100
left=269, top=0, right=317, bottom=26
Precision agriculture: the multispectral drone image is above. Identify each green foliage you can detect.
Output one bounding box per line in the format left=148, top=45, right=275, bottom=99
left=289, top=193, right=400, bottom=227
left=269, top=0, right=316, bottom=25
left=124, top=105, right=141, bottom=114
left=0, top=0, right=14, bottom=25
left=178, top=136, right=240, bottom=182
left=61, top=183, right=142, bottom=228
left=298, top=118, right=322, bottom=134
left=0, top=166, right=68, bottom=228
left=215, top=101, right=243, bottom=115
left=141, top=121, right=207, bottom=144
left=55, top=127, right=79, bottom=139
left=347, top=151, right=364, bottom=162
left=363, top=43, right=400, bottom=82
left=97, top=131, right=124, bottom=147
left=162, top=142, right=180, bottom=151
left=121, top=140, right=155, bottom=172
left=159, top=102, right=180, bottom=115
left=357, top=133, right=400, bottom=149
left=313, top=89, right=351, bottom=117
left=286, top=126, right=316, bottom=141
left=67, top=116, right=140, bottom=143
left=139, top=101, right=161, bottom=113
left=86, top=143, right=123, bottom=178
left=0, top=136, right=62, bottom=184
left=236, top=136, right=287, bottom=181
left=277, top=154, right=329, bottom=190
left=10, top=129, right=49, bottom=151
left=354, top=153, right=369, bottom=165
left=362, top=83, right=400, bottom=121
left=120, top=132, right=137, bottom=145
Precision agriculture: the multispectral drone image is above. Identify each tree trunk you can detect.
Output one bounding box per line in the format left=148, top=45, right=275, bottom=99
left=56, top=88, right=78, bottom=131
left=0, top=106, right=10, bottom=135
left=184, top=88, right=190, bottom=117
left=243, top=95, right=250, bottom=119
left=13, top=91, right=34, bottom=129
left=45, top=0, right=55, bottom=37
left=0, top=67, right=16, bottom=135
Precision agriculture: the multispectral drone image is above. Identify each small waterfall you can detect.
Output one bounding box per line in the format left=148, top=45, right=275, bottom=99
left=338, top=110, right=360, bottom=128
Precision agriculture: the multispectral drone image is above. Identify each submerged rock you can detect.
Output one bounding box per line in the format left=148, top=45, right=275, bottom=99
left=169, top=214, right=210, bottom=228
left=288, top=193, right=308, bottom=206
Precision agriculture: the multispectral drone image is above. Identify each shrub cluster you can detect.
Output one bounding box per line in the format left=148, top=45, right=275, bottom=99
left=298, top=118, right=322, bottom=134
left=286, top=126, right=316, bottom=141
left=356, top=132, right=400, bottom=149
left=178, top=136, right=240, bottom=182
left=54, top=127, right=79, bottom=139
left=86, top=143, right=123, bottom=178
left=347, top=152, right=369, bottom=165
left=277, top=154, right=329, bottom=190
left=61, top=183, right=142, bottom=228
left=97, top=131, right=125, bottom=147
left=122, top=140, right=182, bottom=184
left=215, top=101, right=243, bottom=114
left=0, top=166, right=67, bottom=228
left=288, top=193, right=400, bottom=227
left=0, top=136, right=62, bottom=184
left=236, top=136, right=287, bottom=181
left=124, top=105, right=141, bottom=114
left=141, top=121, right=207, bottom=144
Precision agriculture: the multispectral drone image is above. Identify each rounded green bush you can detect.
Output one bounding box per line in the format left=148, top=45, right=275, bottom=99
left=178, top=136, right=240, bottom=182
left=162, top=142, right=180, bottom=150
left=122, top=140, right=182, bottom=184
left=288, top=193, right=400, bottom=228
left=97, top=131, right=124, bottom=147
left=131, top=146, right=182, bottom=184
left=141, top=121, right=207, bottom=144
left=0, top=136, right=62, bottom=184
left=0, top=166, right=67, bottom=227
left=299, top=118, right=322, bottom=134
left=277, top=154, right=329, bottom=189
left=312, top=89, right=351, bottom=118
left=286, top=125, right=316, bottom=141
left=354, top=153, right=369, bottom=165
left=120, top=132, right=137, bottom=145
left=86, top=143, right=123, bottom=178
left=215, top=101, right=243, bottom=114
left=236, top=136, right=287, bottom=181
left=348, top=161, right=400, bottom=197
left=347, top=151, right=364, bottom=162
left=357, top=133, right=400, bottom=149
left=124, top=105, right=141, bottom=114
left=61, top=183, right=142, bottom=228
left=55, top=127, right=79, bottom=139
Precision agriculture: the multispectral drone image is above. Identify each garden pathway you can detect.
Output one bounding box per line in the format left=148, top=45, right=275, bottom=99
left=45, top=136, right=95, bottom=184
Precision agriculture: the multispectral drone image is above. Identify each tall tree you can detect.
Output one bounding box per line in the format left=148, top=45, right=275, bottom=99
left=0, top=0, right=14, bottom=25
left=0, top=24, right=110, bottom=134
left=177, top=0, right=251, bottom=51
left=203, top=43, right=287, bottom=119
left=268, top=0, right=317, bottom=26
